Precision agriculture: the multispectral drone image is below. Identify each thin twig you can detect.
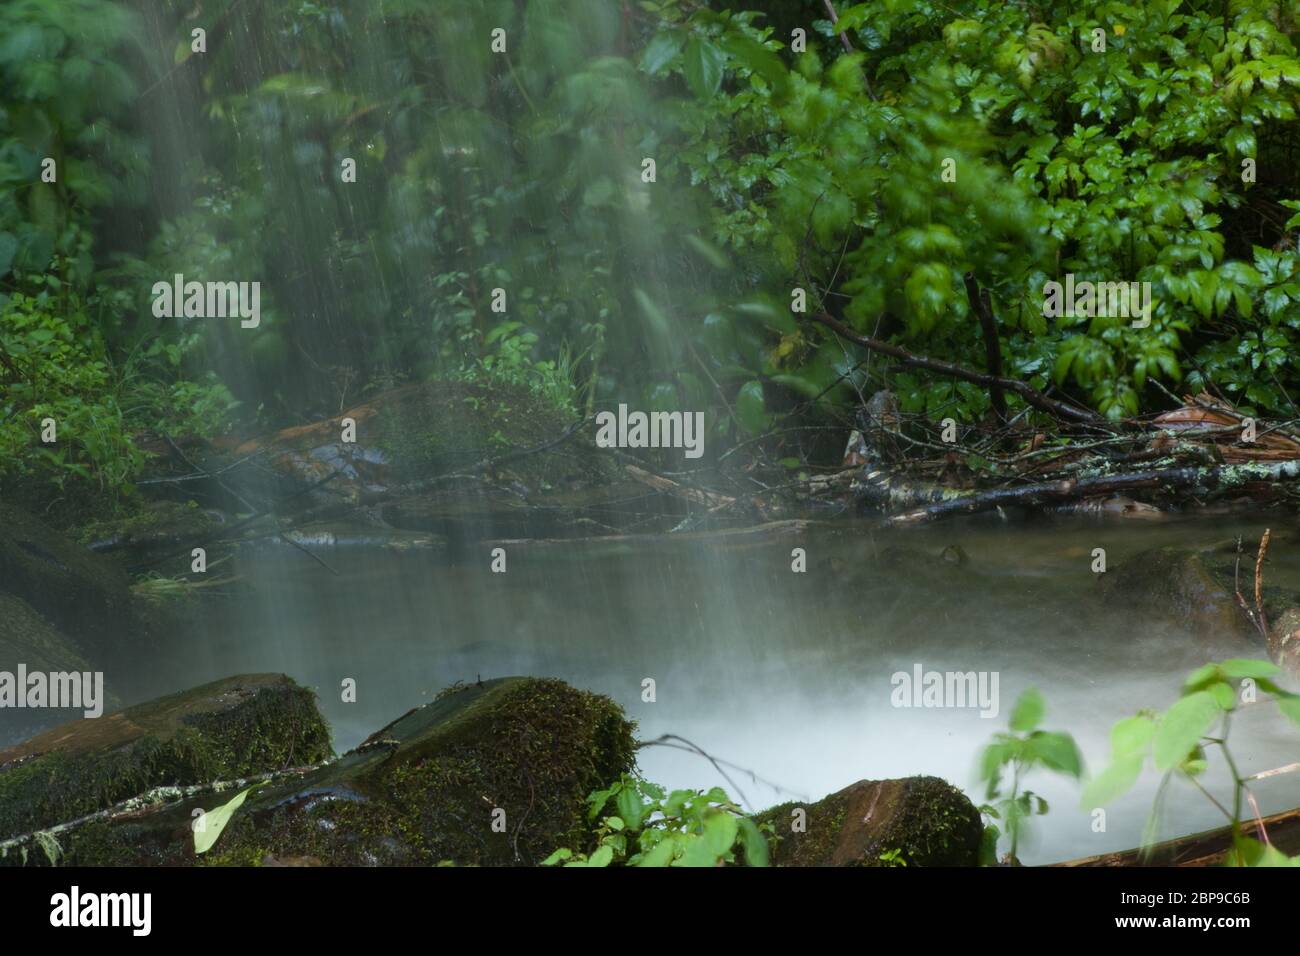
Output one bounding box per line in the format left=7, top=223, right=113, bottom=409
left=635, top=733, right=810, bottom=810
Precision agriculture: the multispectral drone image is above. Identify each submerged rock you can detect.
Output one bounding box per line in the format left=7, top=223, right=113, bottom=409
left=7, top=676, right=635, bottom=867
left=0, top=503, right=136, bottom=660
left=1103, top=544, right=1300, bottom=677
left=755, top=776, right=983, bottom=867
left=0, top=594, right=120, bottom=746
left=1102, top=546, right=1254, bottom=641
left=0, top=673, right=332, bottom=847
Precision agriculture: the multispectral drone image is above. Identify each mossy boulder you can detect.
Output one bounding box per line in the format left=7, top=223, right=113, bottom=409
left=23, top=677, right=636, bottom=866
left=0, top=594, right=121, bottom=746
left=755, top=776, right=983, bottom=867
left=201, top=677, right=636, bottom=867
left=0, top=673, right=333, bottom=848
left=0, top=503, right=136, bottom=660
left=76, top=500, right=220, bottom=555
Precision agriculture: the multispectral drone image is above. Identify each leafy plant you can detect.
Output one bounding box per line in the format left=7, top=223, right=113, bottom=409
left=541, top=774, right=770, bottom=867
left=1082, top=658, right=1300, bottom=866
left=978, top=688, right=1084, bottom=865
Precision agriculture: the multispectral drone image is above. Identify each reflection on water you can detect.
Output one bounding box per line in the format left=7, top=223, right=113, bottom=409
left=144, top=515, right=1300, bottom=864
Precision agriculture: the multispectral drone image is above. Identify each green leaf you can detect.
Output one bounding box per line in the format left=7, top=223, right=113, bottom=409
left=640, top=32, right=683, bottom=76
left=1026, top=731, right=1083, bottom=777
left=1009, top=688, right=1045, bottom=732
left=1239, top=837, right=1300, bottom=867
left=1277, top=695, right=1300, bottom=729
left=1219, top=659, right=1281, bottom=680
left=1153, top=691, right=1222, bottom=771
left=193, top=783, right=264, bottom=855
left=683, top=36, right=725, bottom=100
left=719, top=34, right=786, bottom=89
left=1081, top=752, right=1145, bottom=808
left=1183, top=664, right=1221, bottom=692
left=1209, top=681, right=1236, bottom=711
left=635, top=833, right=679, bottom=867
left=674, top=812, right=738, bottom=867
left=735, top=380, right=767, bottom=433
left=738, top=817, right=770, bottom=867
left=616, top=786, right=646, bottom=831
left=1111, top=714, right=1156, bottom=756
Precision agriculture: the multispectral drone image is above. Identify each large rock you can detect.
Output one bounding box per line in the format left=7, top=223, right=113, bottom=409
left=1104, top=544, right=1300, bottom=677
left=7, top=677, right=636, bottom=867
left=755, top=776, right=983, bottom=867
left=0, top=673, right=333, bottom=847
left=0, top=503, right=136, bottom=660
left=0, top=595, right=121, bottom=746
left=1102, top=546, right=1253, bottom=641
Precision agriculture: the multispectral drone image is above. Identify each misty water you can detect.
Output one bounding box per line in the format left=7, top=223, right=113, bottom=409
left=135, top=514, right=1300, bottom=866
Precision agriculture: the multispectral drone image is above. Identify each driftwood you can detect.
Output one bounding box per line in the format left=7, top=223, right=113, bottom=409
left=623, top=464, right=735, bottom=509
left=1058, top=804, right=1300, bottom=867
left=881, top=460, right=1300, bottom=527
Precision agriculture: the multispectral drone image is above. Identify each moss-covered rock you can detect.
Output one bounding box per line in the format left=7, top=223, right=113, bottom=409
left=0, top=503, right=136, bottom=660
left=76, top=500, right=220, bottom=555
left=201, top=677, right=636, bottom=867
left=0, top=595, right=121, bottom=747
left=755, top=776, right=983, bottom=867
left=18, top=677, right=636, bottom=866
left=0, top=673, right=333, bottom=846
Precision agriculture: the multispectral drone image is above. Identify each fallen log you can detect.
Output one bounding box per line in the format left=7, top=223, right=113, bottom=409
left=1058, top=804, right=1300, bottom=867
left=880, top=459, right=1300, bottom=527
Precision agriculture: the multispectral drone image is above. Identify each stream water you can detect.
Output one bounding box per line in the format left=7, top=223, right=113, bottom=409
left=143, top=514, right=1300, bottom=865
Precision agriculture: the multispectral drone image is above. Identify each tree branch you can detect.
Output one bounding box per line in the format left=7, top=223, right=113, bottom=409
left=963, top=273, right=1007, bottom=423
left=811, top=311, right=1104, bottom=425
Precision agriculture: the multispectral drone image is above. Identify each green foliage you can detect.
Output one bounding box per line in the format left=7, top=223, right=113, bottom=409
left=461, top=320, right=584, bottom=417
left=0, top=274, right=236, bottom=511
left=0, top=286, right=140, bottom=504
left=1082, top=658, right=1300, bottom=866
left=660, top=0, right=1300, bottom=421
left=541, top=774, right=770, bottom=867
left=977, top=688, right=1084, bottom=864
left=6, top=0, right=1300, bottom=498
